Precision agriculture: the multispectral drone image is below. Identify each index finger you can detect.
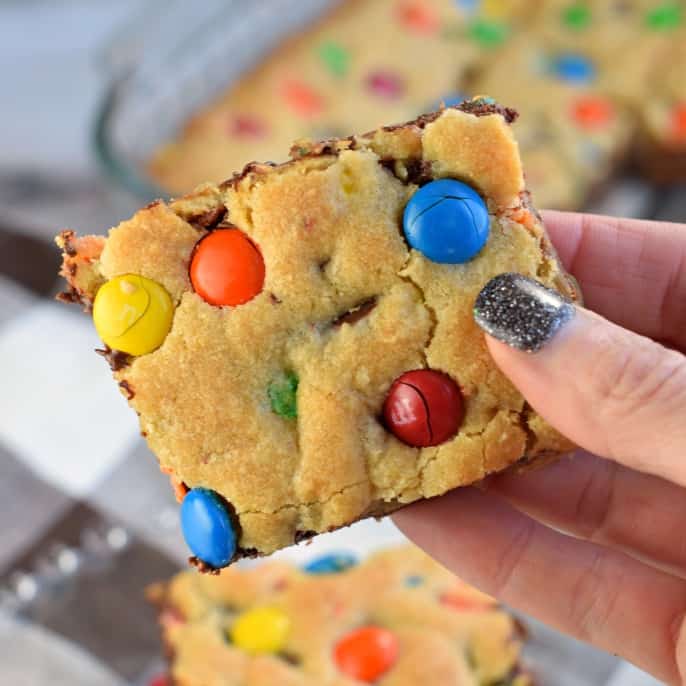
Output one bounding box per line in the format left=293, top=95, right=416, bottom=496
left=542, top=211, right=686, bottom=350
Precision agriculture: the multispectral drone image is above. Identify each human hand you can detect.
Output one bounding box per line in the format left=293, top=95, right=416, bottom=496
left=393, top=211, right=686, bottom=684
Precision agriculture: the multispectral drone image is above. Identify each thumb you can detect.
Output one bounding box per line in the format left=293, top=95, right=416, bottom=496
left=474, top=273, right=686, bottom=487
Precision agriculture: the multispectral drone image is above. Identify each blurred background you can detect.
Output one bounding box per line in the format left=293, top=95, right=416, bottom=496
left=1, top=0, right=683, bottom=684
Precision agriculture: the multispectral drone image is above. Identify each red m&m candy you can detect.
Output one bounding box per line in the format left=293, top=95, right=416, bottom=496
left=383, top=370, right=463, bottom=447
left=190, top=229, right=265, bottom=307
left=334, top=626, right=398, bottom=682
left=671, top=103, right=686, bottom=142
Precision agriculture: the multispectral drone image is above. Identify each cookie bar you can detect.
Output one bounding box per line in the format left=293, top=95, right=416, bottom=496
left=148, top=545, right=532, bottom=685
left=147, top=0, right=686, bottom=210
left=148, top=0, right=479, bottom=196
left=57, top=100, right=579, bottom=569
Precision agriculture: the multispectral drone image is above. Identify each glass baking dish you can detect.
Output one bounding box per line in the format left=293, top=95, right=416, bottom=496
left=93, top=0, right=339, bottom=205
left=93, top=0, right=682, bottom=221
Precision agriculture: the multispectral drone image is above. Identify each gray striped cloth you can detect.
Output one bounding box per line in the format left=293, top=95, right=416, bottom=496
left=0, top=3, right=679, bottom=683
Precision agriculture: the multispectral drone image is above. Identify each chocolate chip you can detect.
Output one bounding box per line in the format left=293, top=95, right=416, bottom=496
left=404, top=159, right=434, bottom=185
left=457, top=99, right=518, bottom=123
left=119, top=380, right=135, bottom=400
left=332, top=298, right=377, bottom=328
left=380, top=158, right=434, bottom=185
left=188, top=556, right=221, bottom=575
left=95, top=346, right=131, bottom=371
left=220, top=161, right=277, bottom=191
left=188, top=206, right=227, bottom=231
left=278, top=652, right=302, bottom=666
left=56, top=287, right=94, bottom=313
left=294, top=530, right=317, bottom=544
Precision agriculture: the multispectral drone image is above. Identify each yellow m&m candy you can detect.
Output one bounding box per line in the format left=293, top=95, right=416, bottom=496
left=230, top=606, right=290, bottom=655
left=93, top=274, right=173, bottom=356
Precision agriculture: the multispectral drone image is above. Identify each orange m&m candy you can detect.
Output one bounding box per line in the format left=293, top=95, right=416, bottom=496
left=440, top=589, right=497, bottom=612
left=190, top=229, right=265, bottom=306
left=571, top=96, right=614, bottom=130
left=333, top=626, right=398, bottom=682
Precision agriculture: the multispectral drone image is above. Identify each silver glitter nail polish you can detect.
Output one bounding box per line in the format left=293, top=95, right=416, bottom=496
left=473, top=273, right=575, bottom=352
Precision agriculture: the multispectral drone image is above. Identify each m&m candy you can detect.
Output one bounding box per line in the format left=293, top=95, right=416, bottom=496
left=562, top=3, right=591, bottom=30
left=268, top=371, right=299, bottom=419
left=468, top=19, right=509, bottom=47
left=646, top=3, right=682, bottom=30
left=571, top=96, right=614, bottom=129
left=282, top=79, right=325, bottom=118
left=397, top=1, right=440, bottom=34
left=383, top=369, right=463, bottom=447
left=440, top=589, right=496, bottom=611
left=303, top=552, right=357, bottom=575
left=402, top=178, right=490, bottom=264
left=334, top=626, right=399, bottom=682
left=190, top=229, right=265, bottom=307
left=230, top=114, right=267, bottom=139
left=552, top=53, right=595, bottom=83
left=671, top=103, right=686, bottom=141
left=93, top=274, right=173, bottom=356
left=318, top=41, right=350, bottom=77
left=230, top=606, right=290, bottom=655
left=366, top=70, right=405, bottom=100
left=433, top=92, right=467, bottom=109
left=404, top=574, right=424, bottom=587
left=180, top=488, right=236, bottom=569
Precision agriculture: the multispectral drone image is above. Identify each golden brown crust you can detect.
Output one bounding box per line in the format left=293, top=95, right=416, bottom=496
left=57, top=104, right=578, bottom=560
left=154, top=546, right=532, bottom=686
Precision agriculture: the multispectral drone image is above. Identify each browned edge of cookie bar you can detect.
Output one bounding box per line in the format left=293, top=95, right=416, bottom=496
left=56, top=100, right=579, bottom=570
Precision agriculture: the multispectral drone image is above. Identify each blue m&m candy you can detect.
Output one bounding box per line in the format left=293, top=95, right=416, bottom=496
left=181, top=488, right=236, bottom=568
left=303, top=552, right=357, bottom=575
left=433, top=92, right=467, bottom=109
left=402, top=179, right=490, bottom=264
left=552, top=53, right=595, bottom=83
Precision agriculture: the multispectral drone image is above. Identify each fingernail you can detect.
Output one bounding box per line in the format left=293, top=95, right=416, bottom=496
left=473, top=273, right=575, bottom=352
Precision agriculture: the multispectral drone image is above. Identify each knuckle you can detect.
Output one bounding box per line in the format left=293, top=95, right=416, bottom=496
left=587, top=328, right=686, bottom=426
left=490, top=517, right=536, bottom=598
left=569, top=550, right=622, bottom=646
left=573, top=460, right=618, bottom=542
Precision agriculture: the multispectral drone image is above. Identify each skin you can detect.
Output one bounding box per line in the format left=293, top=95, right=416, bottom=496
left=393, top=211, right=686, bottom=685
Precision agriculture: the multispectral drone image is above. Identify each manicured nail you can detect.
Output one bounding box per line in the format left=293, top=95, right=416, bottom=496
left=473, top=273, right=575, bottom=352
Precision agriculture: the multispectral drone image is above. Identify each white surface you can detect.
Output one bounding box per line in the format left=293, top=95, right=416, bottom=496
left=0, top=304, right=139, bottom=495
left=0, top=1, right=139, bottom=174
left=605, top=663, right=665, bottom=686
left=0, top=612, right=124, bottom=686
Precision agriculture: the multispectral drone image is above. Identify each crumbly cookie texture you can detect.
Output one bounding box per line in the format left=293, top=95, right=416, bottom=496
left=57, top=102, right=579, bottom=562
left=148, top=545, right=532, bottom=686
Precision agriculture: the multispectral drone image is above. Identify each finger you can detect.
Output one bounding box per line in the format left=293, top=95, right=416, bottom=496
left=542, top=211, right=686, bottom=350
left=487, top=451, right=686, bottom=579
left=473, top=273, right=686, bottom=487
left=393, top=488, right=686, bottom=685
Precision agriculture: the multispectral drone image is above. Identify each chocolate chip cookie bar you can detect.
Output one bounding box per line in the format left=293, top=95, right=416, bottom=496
left=148, top=545, right=532, bottom=685
left=57, top=100, right=579, bottom=570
